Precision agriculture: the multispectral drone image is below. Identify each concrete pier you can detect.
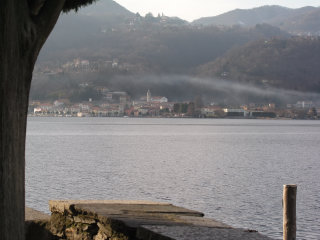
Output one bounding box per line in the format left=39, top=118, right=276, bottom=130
left=26, top=200, right=274, bottom=240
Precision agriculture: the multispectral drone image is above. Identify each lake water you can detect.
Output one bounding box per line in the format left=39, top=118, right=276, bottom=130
left=26, top=117, right=320, bottom=239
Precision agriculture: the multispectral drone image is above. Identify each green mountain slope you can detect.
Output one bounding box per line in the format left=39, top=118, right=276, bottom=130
left=197, top=37, right=320, bottom=92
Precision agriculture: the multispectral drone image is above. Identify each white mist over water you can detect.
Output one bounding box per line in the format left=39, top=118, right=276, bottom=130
left=26, top=117, right=320, bottom=240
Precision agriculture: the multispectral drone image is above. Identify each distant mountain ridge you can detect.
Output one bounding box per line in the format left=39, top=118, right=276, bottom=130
left=193, top=5, right=320, bottom=34
left=76, top=0, right=134, bottom=17
left=193, top=5, right=290, bottom=26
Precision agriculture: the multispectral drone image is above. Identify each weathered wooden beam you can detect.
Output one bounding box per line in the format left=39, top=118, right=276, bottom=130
left=283, top=184, right=297, bottom=240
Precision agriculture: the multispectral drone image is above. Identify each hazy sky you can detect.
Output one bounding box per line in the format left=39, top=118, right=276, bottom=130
left=115, top=0, right=320, bottom=21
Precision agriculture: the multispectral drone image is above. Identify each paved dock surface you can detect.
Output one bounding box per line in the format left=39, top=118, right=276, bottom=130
left=139, top=225, right=272, bottom=240
left=25, top=207, right=50, bottom=221
left=48, top=200, right=274, bottom=240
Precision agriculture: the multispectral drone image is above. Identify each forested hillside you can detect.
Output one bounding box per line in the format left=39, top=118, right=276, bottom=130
left=31, top=1, right=320, bottom=103
left=39, top=12, right=288, bottom=73
left=197, top=37, right=320, bottom=92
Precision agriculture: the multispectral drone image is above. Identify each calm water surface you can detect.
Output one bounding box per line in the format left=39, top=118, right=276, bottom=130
left=26, top=117, right=320, bottom=239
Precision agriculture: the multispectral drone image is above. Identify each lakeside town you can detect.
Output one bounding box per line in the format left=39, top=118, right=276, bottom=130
left=29, top=89, right=319, bottom=119
left=30, top=53, right=320, bottom=120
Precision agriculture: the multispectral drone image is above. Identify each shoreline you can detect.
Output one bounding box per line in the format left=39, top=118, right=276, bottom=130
left=27, top=114, right=318, bottom=120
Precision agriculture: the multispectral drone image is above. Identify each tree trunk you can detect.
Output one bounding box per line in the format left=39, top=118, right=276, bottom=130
left=0, top=1, right=65, bottom=239
left=0, top=2, right=33, bottom=239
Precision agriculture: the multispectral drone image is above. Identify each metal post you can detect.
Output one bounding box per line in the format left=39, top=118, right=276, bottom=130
left=283, top=184, right=297, bottom=240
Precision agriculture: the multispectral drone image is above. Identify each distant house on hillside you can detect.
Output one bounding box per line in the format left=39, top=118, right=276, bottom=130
left=104, top=91, right=129, bottom=103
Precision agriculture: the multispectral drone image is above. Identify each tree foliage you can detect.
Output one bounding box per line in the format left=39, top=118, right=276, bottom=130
left=63, top=0, right=97, bottom=12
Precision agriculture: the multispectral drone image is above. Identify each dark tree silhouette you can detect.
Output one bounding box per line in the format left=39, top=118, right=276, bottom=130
left=0, top=1, right=96, bottom=239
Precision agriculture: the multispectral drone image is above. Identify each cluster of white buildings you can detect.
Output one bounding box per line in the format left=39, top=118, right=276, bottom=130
left=29, top=89, right=170, bottom=117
